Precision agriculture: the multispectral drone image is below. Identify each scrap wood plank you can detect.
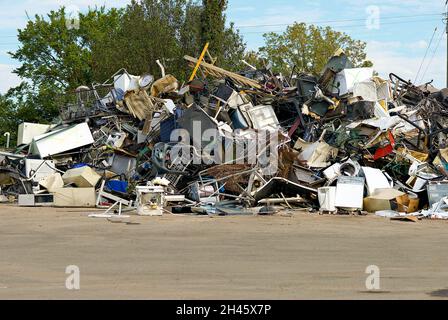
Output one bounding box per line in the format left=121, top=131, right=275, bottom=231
left=184, top=55, right=262, bottom=90
left=189, top=42, right=209, bottom=82
left=390, top=215, right=418, bottom=222
left=124, top=90, right=154, bottom=121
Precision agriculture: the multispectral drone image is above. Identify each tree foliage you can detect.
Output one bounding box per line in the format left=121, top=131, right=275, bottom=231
left=99, top=0, right=245, bottom=79
left=0, top=94, right=15, bottom=147
left=10, top=7, right=123, bottom=93
left=0, top=84, right=55, bottom=147
left=7, top=7, right=123, bottom=128
left=201, top=0, right=227, bottom=62
left=94, top=0, right=192, bottom=81
left=259, top=22, right=372, bottom=76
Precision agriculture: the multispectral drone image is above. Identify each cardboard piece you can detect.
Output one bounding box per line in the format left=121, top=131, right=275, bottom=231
left=363, top=188, right=405, bottom=213
left=62, top=166, right=101, bottom=188
left=390, top=215, right=418, bottom=223
left=53, top=187, right=96, bottom=207
left=396, top=194, right=419, bottom=213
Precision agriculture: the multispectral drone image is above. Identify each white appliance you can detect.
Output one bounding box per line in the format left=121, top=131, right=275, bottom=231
left=17, top=122, right=52, bottom=146
left=335, top=176, right=365, bottom=211
left=29, top=123, right=94, bottom=157
left=241, top=104, right=280, bottom=131
left=332, top=67, right=374, bottom=95
left=362, top=166, right=391, bottom=195
left=114, top=73, right=140, bottom=93
left=318, top=187, right=337, bottom=212
left=24, top=159, right=57, bottom=182
left=136, top=186, right=165, bottom=216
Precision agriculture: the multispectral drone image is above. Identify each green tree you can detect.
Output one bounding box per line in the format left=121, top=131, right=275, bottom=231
left=8, top=6, right=123, bottom=123
left=242, top=50, right=267, bottom=70
left=99, top=0, right=194, bottom=80
left=221, top=22, right=246, bottom=70
left=259, top=22, right=372, bottom=76
left=102, top=0, right=245, bottom=80
left=0, top=83, right=60, bottom=148
left=197, top=0, right=246, bottom=70
left=201, top=0, right=227, bottom=63
left=10, top=7, right=122, bottom=93
left=0, top=94, right=15, bottom=147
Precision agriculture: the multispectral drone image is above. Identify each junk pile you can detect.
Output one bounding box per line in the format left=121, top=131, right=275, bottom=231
left=2, top=47, right=448, bottom=220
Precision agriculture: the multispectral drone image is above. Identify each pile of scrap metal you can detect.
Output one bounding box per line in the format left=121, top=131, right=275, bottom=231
left=2, top=47, right=448, bottom=220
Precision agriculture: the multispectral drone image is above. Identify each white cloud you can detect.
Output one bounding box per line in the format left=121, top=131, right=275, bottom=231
left=366, top=39, right=446, bottom=87
left=0, top=64, right=21, bottom=94
left=407, top=40, right=428, bottom=50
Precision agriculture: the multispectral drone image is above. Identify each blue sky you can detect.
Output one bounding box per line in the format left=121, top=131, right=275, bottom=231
left=0, top=0, right=447, bottom=93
